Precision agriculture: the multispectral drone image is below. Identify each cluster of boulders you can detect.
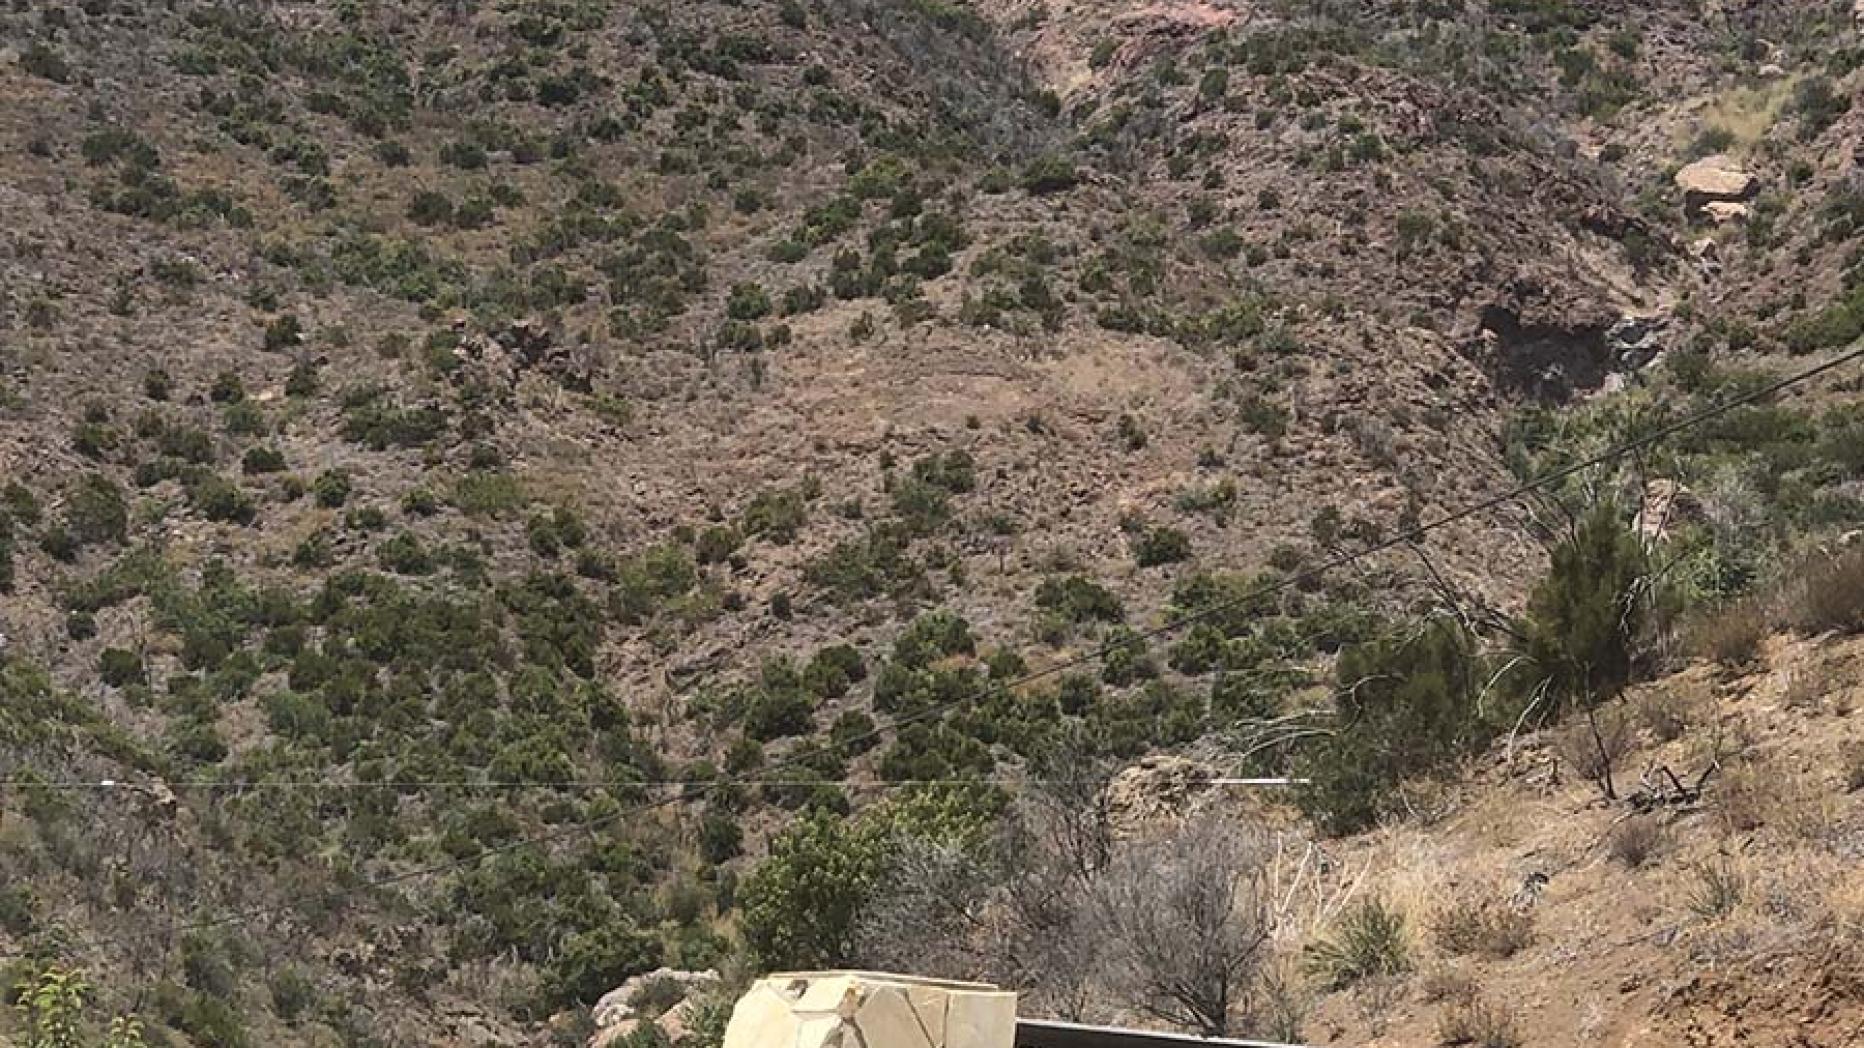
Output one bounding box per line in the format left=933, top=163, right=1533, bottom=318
left=589, top=968, right=722, bottom=1048
left=1104, top=755, right=1219, bottom=833
left=1673, top=155, right=1758, bottom=224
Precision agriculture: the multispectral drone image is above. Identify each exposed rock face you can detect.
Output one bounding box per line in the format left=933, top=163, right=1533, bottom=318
left=1634, top=479, right=1699, bottom=543
left=1474, top=300, right=1614, bottom=400
left=1674, top=155, right=1758, bottom=210
left=1606, top=314, right=1668, bottom=372
left=589, top=968, right=722, bottom=1048
left=1104, top=755, right=1218, bottom=835
left=721, top=973, right=1015, bottom=1048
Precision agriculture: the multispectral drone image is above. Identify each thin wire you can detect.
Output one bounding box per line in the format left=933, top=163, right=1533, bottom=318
left=0, top=777, right=1306, bottom=790
left=4, top=342, right=1858, bottom=961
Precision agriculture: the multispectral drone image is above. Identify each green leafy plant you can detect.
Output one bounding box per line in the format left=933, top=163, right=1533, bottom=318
left=1304, top=898, right=1412, bottom=990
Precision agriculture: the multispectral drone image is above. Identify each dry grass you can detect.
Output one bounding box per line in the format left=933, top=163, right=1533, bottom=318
left=1781, top=664, right=1830, bottom=713
left=1436, top=988, right=1524, bottom=1048
left=1689, top=597, right=1770, bottom=669
left=1687, top=77, right=1799, bottom=152
left=1686, top=859, right=1746, bottom=921
left=1711, top=764, right=1778, bottom=834
left=1634, top=686, right=1699, bottom=743
left=1419, top=966, right=1477, bottom=1004
left=1553, top=709, right=1636, bottom=797
left=1430, top=894, right=1535, bottom=959
left=1607, top=815, right=1668, bottom=869
left=1791, top=547, right=1864, bottom=636
left=1844, top=742, right=1864, bottom=793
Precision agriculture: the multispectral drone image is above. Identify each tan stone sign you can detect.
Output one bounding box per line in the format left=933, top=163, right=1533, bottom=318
left=722, top=972, right=1017, bottom=1048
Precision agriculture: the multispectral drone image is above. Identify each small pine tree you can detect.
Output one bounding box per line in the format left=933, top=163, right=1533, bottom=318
left=1523, top=501, right=1649, bottom=711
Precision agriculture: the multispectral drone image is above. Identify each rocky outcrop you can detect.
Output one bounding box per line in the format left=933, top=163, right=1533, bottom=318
left=589, top=968, right=721, bottom=1048
left=721, top=973, right=1015, bottom=1048
left=1634, top=479, right=1699, bottom=543
left=1104, top=755, right=1218, bottom=835
left=1674, top=155, right=1758, bottom=214
left=1606, top=314, right=1668, bottom=373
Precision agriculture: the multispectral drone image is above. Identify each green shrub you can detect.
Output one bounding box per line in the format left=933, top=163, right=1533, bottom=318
left=313, top=470, right=353, bottom=508
left=99, top=648, right=144, bottom=687
left=241, top=447, right=286, bottom=474
left=742, top=487, right=808, bottom=543
left=268, top=967, right=317, bottom=1025
left=208, top=371, right=245, bottom=403
left=727, top=282, right=772, bottom=320
left=65, top=473, right=128, bottom=548
left=739, top=810, right=889, bottom=969
left=188, top=474, right=256, bottom=524
left=1133, top=526, right=1190, bottom=567
left=1304, top=898, right=1411, bottom=990
left=262, top=315, right=304, bottom=352
left=1034, top=575, right=1124, bottom=623
left=611, top=545, right=698, bottom=624
left=453, top=471, right=526, bottom=517
left=378, top=532, right=434, bottom=575
left=21, top=42, right=72, bottom=82
left=890, top=478, right=951, bottom=534
left=1021, top=154, right=1079, bottom=195
left=408, top=189, right=454, bottom=226
left=544, top=925, right=664, bottom=1010
left=1789, top=75, right=1851, bottom=140
left=803, top=644, right=866, bottom=698
left=807, top=525, right=923, bottom=602
left=694, top=525, right=742, bottom=564
left=1522, top=502, right=1647, bottom=709
left=1295, top=620, right=1483, bottom=835
left=745, top=684, right=814, bottom=741
left=892, top=610, right=975, bottom=667
left=699, top=814, right=743, bottom=863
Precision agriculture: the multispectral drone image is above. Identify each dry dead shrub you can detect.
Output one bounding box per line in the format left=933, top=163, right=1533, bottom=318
left=1686, top=859, right=1745, bottom=920
left=1634, top=686, right=1699, bottom=743
left=1792, top=546, right=1864, bottom=635
left=1608, top=815, right=1668, bottom=869
left=1249, top=959, right=1309, bottom=1045
left=1351, top=975, right=1405, bottom=1039
left=1689, top=598, right=1769, bottom=668
left=1781, top=665, right=1829, bottom=713
left=1419, top=966, right=1476, bottom=1004
left=1437, top=988, right=1524, bottom=1048
left=1844, top=742, right=1864, bottom=794
left=1712, top=764, right=1777, bottom=833
left=1554, top=708, right=1635, bottom=799
left=1429, top=895, right=1534, bottom=959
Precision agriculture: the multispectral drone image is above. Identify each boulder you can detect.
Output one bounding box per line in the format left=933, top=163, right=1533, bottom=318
left=593, top=968, right=721, bottom=1028
left=1674, top=156, right=1758, bottom=209
left=1635, top=479, right=1699, bottom=543
left=1606, top=314, right=1667, bottom=371
left=1702, top=200, right=1751, bottom=224
left=721, top=973, right=1015, bottom=1048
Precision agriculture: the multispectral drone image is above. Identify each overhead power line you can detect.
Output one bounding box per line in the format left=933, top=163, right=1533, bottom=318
left=3, top=342, right=1859, bottom=962
left=0, top=777, right=1309, bottom=791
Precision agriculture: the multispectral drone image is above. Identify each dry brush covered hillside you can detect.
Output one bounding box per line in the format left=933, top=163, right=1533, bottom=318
left=1, top=0, right=1862, bottom=1045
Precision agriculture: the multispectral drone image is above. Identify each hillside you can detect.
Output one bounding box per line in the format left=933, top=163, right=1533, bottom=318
left=1, top=0, right=1862, bottom=1045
